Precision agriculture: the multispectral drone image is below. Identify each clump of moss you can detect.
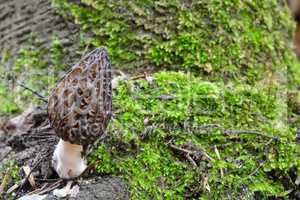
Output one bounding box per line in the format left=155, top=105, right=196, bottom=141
left=88, top=71, right=299, bottom=199
left=0, top=36, right=67, bottom=115
left=0, top=84, right=20, bottom=114
left=52, top=0, right=297, bottom=83
left=1, top=0, right=299, bottom=116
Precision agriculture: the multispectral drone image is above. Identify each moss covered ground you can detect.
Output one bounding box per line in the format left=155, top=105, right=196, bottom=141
left=1, top=0, right=300, bottom=199
left=89, top=71, right=297, bottom=199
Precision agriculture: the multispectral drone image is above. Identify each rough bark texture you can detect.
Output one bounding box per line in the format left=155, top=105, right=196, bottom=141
left=0, top=0, right=78, bottom=55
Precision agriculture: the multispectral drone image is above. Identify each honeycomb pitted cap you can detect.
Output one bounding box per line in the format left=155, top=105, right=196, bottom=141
left=48, top=47, right=112, bottom=146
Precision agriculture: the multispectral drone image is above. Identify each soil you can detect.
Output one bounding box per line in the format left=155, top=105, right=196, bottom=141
left=0, top=106, right=128, bottom=200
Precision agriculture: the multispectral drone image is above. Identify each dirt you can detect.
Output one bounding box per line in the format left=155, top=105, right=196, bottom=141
left=0, top=106, right=128, bottom=200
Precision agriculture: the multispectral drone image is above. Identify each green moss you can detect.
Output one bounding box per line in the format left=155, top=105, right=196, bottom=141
left=0, top=36, right=67, bottom=115
left=0, top=84, right=21, bottom=114
left=0, top=0, right=299, bottom=199
left=52, top=0, right=298, bottom=83
left=0, top=160, right=21, bottom=184
left=88, top=71, right=299, bottom=199
left=1, top=0, right=298, bottom=115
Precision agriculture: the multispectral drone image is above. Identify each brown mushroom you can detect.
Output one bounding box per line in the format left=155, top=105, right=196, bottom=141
left=48, top=47, right=112, bottom=179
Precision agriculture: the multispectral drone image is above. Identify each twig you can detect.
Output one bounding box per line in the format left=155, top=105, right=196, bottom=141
left=26, top=183, right=49, bottom=196
left=6, top=180, right=23, bottom=194
left=168, top=143, right=194, bottom=155
left=202, top=175, right=211, bottom=192
left=222, top=129, right=278, bottom=140
left=26, top=179, right=63, bottom=196
left=214, top=145, right=224, bottom=178
left=130, top=73, right=147, bottom=80
left=265, top=138, right=274, bottom=146
left=167, top=143, right=197, bottom=166
left=186, top=155, right=197, bottom=167
left=167, top=142, right=212, bottom=166
left=0, top=168, right=12, bottom=195
left=37, top=180, right=63, bottom=195
left=22, top=165, right=36, bottom=189
left=17, top=81, right=48, bottom=103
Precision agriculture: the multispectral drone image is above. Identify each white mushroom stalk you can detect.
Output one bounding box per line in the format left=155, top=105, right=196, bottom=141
left=48, top=47, right=112, bottom=179
left=52, top=139, right=87, bottom=179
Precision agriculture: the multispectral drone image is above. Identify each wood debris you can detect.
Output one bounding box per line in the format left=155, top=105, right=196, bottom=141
left=0, top=167, right=12, bottom=195
left=22, top=165, right=36, bottom=189
left=166, top=140, right=212, bottom=167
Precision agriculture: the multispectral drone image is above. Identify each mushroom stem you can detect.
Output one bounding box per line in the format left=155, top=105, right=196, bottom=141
left=52, top=139, right=87, bottom=179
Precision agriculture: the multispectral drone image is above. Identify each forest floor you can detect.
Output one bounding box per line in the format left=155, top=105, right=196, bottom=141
left=0, top=106, right=128, bottom=200
left=1, top=70, right=300, bottom=199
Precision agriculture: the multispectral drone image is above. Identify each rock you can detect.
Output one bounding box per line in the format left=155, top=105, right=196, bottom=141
left=45, top=177, right=128, bottom=200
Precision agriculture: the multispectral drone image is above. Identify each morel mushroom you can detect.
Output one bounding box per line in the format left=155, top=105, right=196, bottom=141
left=48, top=47, right=112, bottom=179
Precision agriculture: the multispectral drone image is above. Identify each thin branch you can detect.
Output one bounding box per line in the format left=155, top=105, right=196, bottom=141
left=26, top=179, right=63, bottom=196
left=0, top=168, right=12, bottom=195
left=39, top=180, right=62, bottom=194
left=186, top=154, right=197, bottom=167
left=130, top=73, right=147, bottom=80
left=222, top=129, right=278, bottom=140
left=167, top=142, right=212, bottom=167
left=168, top=143, right=194, bottom=155
left=25, top=183, right=49, bottom=196
left=17, top=81, right=48, bottom=103
left=22, top=165, right=36, bottom=189
left=6, top=180, right=23, bottom=194
left=214, top=145, right=224, bottom=178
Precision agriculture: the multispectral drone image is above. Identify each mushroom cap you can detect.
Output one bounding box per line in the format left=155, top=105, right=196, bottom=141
left=48, top=47, right=112, bottom=146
